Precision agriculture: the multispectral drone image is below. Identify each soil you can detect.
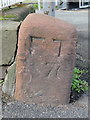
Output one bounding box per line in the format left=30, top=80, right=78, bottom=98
left=70, top=90, right=85, bottom=103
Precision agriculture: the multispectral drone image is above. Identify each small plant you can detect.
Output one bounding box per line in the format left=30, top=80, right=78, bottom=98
left=4, top=14, right=17, bottom=18
left=33, top=4, right=42, bottom=9
left=71, top=67, right=88, bottom=93
left=0, top=17, right=6, bottom=20
left=55, top=5, right=59, bottom=10
left=72, top=79, right=88, bottom=93
left=70, top=67, right=88, bottom=103
left=0, top=14, right=18, bottom=21
left=0, top=14, right=17, bottom=19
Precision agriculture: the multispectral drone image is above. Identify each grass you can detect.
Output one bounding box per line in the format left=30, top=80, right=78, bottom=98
left=4, top=14, right=17, bottom=18
left=0, top=14, right=18, bottom=20
left=0, top=17, right=6, bottom=20
left=2, top=7, right=10, bottom=12
left=23, top=0, right=38, bottom=3
left=0, top=4, right=35, bottom=21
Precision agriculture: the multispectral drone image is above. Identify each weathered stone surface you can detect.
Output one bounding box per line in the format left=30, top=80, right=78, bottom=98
left=2, top=62, right=16, bottom=96
left=0, top=87, right=2, bottom=119
left=0, top=21, right=20, bottom=65
left=15, top=13, right=77, bottom=105
left=0, top=30, right=2, bottom=66
left=0, top=66, right=7, bottom=80
left=0, top=67, right=2, bottom=80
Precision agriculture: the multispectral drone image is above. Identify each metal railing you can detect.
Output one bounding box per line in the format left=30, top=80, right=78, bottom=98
left=0, top=0, right=24, bottom=9
left=62, top=0, right=90, bottom=8
left=79, top=0, right=90, bottom=8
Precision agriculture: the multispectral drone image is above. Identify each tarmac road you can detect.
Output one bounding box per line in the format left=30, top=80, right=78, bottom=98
left=55, top=9, right=88, bottom=68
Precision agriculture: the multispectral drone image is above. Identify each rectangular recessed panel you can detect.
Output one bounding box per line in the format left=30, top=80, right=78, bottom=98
left=31, top=36, right=45, bottom=41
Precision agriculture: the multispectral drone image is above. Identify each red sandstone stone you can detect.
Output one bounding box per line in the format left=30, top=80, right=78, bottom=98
left=15, top=13, right=77, bottom=105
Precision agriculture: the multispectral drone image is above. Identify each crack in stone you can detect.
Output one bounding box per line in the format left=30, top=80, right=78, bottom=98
left=29, top=36, right=33, bottom=55
left=1, top=23, right=21, bottom=86
left=53, top=39, right=62, bottom=57
left=46, top=66, right=54, bottom=77
left=46, top=64, right=60, bottom=78
left=31, top=36, right=45, bottom=40
left=56, top=66, right=60, bottom=76
left=58, top=41, right=62, bottom=57
left=0, top=23, right=21, bottom=67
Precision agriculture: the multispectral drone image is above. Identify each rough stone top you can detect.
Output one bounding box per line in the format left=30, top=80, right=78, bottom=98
left=0, top=21, right=20, bottom=30
left=20, top=13, right=77, bottom=41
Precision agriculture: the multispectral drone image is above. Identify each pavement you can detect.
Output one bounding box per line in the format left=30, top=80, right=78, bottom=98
left=0, top=7, right=89, bottom=118
left=2, top=95, right=88, bottom=118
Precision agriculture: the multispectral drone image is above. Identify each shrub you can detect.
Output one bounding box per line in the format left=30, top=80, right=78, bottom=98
left=33, top=4, right=38, bottom=9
